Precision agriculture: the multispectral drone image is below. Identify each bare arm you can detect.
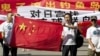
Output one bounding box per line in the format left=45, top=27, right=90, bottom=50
left=1, top=32, right=8, bottom=45
left=87, top=38, right=95, bottom=51
left=63, top=22, right=77, bottom=29
left=61, top=36, right=64, bottom=40
left=64, top=25, right=77, bottom=29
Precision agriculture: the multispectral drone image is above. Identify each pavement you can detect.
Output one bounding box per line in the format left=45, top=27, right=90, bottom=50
left=0, top=39, right=88, bottom=56
left=0, top=46, right=88, bottom=56
left=0, top=45, right=62, bottom=56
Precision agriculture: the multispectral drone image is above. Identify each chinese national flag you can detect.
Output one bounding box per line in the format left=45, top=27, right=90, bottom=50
left=10, top=16, right=63, bottom=51
left=78, top=20, right=100, bottom=37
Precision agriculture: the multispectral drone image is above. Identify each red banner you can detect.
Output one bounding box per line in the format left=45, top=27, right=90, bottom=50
left=78, top=21, right=91, bottom=37
left=0, top=0, right=100, bottom=13
left=78, top=20, right=100, bottom=37
left=10, top=16, right=63, bottom=51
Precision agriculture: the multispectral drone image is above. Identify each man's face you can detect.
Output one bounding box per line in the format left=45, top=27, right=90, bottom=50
left=91, top=19, right=97, bottom=25
left=64, top=15, right=71, bottom=23
left=7, top=13, right=13, bottom=21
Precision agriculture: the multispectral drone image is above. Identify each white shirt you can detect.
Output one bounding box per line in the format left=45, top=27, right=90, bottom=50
left=0, top=21, right=13, bottom=44
left=86, top=26, right=100, bottom=52
left=62, top=22, right=77, bottom=45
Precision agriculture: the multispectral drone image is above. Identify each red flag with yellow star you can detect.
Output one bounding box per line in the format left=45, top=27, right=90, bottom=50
left=10, top=16, right=63, bottom=51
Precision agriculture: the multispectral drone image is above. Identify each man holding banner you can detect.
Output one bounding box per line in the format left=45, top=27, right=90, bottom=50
left=0, top=13, right=17, bottom=56
left=86, top=16, right=100, bottom=56
left=62, top=13, right=77, bottom=56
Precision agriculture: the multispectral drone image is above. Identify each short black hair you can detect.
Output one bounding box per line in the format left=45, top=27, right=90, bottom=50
left=90, top=16, right=97, bottom=22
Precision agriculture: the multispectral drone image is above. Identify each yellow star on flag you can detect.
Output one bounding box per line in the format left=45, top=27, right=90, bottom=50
left=28, top=25, right=36, bottom=36
left=32, top=25, right=35, bottom=27
left=29, top=21, right=32, bottom=24
left=19, top=23, right=26, bottom=31
left=32, top=30, right=34, bottom=32
left=28, top=33, right=31, bottom=35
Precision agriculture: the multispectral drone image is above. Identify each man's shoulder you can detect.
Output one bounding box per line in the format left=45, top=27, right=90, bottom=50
left=1, top=21, right=7, bottom=25
left=74, top=22, right=77, bottom=26
left=2, top=21, right=7, bottom=24
left=87, top=26, right=93, bottom=30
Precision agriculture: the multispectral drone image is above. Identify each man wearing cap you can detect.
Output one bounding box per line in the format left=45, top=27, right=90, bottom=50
left=86, top=16, right=100, bottom=56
